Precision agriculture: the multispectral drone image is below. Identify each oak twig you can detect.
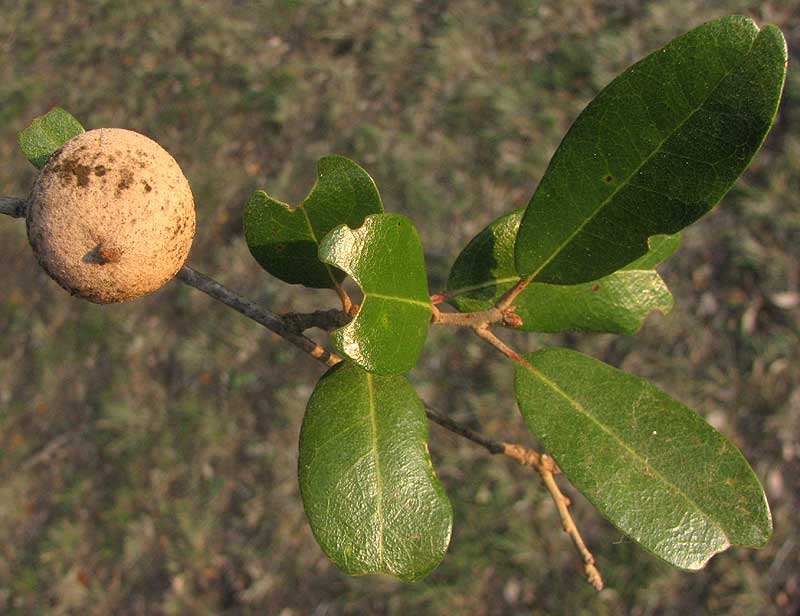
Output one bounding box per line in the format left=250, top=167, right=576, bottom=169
left=504, top=444, right=603, bottom=590
left=496, top=275, right=532, bottom=311
left=431, top=304, right=523, bottom=329
left=0, top=196, right=27, bottom=218
left=471, top=324, right=532, bottom=366
left=430, top=290, right=459, bottom=305
left=423, top=404, right=506, bottom=455
left=332, top=282, right=354, bottom=315
left=431, top=304, right=504, bottom=327
left=176, top=265, right=340, bottom=367
left=174, top=265, right=547, bottom=471
left=282, top=308, right=352, bottom=333
left=3, top=204, right=601, bottom=590
left=177, top=266, right=603, bottom=589
left=538, top=455, right=604, bottom=590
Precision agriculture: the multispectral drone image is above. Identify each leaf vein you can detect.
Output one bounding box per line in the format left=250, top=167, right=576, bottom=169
left=523, top=362, right=727, bottom=539
left=365, top=372, right=385, bottom=569
left=524, top=36, right=757, bottom=282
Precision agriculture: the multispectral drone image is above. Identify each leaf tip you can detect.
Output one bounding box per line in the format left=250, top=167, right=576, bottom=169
left=244, top=188, right=268, bottom=209
left=757, top=23, right=788, bottom=61
left=317, top=153, right=350, bottom=169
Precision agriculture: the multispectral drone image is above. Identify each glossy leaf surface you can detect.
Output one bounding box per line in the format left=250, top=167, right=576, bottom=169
left=299, top=362, right=453, bottom=581
left=447, top=208, right=678, bottom=334
left=515, top=348, right=772, bottom=569
left=244, top=155, right=383, bottom=288
left=18, top=108, right=85, bottom=168
left=515, top=16, right=787, bottom=284
left=319, top=214, right=431, bottom=374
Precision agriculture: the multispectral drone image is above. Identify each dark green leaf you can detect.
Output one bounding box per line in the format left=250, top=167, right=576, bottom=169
left=515, top=16, right=787, bottom=284
left=244, top=155, right=383, bottom=288
left=319, top=214, right=432, bottom=375
left=18, top=108, right=85, bottom=168
left=447, top=208, right=679, bottom=334
left=299, top=361, right=453, bottom=582
left=514, top=348, right=772, bottom=569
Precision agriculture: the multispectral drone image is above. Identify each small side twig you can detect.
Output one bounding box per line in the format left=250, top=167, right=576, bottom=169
left=0, top=196, right=27, bottom=219
left=431, top=304, right=522, bottom=329
left=538, top=456, right=604, bottom=591
left=431, top=304, right=504, bottom=327
left=471, top=323, right=603, bottom=590
left=471, top=323, right=532, bottom=366
left=282, top=308, right=351, bottom=333
left=430, top=290, right=458, bottom=305
left=504, top=444, right=603, bottom=590
left=496, top=275, right=532, bottom=312
left=423, top=404, right=505, bottom=455
left=332, top=282, right=354, bottom=315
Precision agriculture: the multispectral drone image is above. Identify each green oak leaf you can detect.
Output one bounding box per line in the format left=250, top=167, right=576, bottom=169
left=447, top=208, right=679, bottom=334
left=299, top=361, right=453, bottom=582
left=18, top=108, right=85, bottom=169
left=244, top=155, right=383, bottom=288
left=319, top=213, right=432, bottom=375
left=515, top=16, right=787, bottom=285
left=515, top=348, right=772, bottom=570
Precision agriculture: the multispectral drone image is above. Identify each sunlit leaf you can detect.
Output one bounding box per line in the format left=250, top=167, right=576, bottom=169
left=515, top=348, right=772, bottom=569
left=319, top=214, right=431, bottom=374
left=447, top=208, right=679, bottom=334
left=515, top=16, right=787, bottom=284
left=299, top=361, right=452, bottom=581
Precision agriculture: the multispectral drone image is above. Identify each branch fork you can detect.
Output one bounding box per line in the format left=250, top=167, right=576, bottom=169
left=431, top=303, right=523, bottom=329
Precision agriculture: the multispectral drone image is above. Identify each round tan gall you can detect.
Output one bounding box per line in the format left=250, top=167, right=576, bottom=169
left=26, top=128, right=196, bottom=303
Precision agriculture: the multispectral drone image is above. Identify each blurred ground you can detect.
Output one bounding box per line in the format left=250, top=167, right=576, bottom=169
left=0, top=1, right=798, bottom=614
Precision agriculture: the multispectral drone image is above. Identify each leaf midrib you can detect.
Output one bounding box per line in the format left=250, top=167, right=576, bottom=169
left=448, top=275, right=520, bottom=298
left=449, top=270, right=659, bottom=301
left=367, top=291, right=432, bottom=310
left=365, top=372, right=385, bottom=568
left=522, top=360, right=728, bottom=544
left=39, top=120, right=65, bottom=149
left=299, top=204, right=342, bottom=288
left=522, top=32, right=758, bottom=283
